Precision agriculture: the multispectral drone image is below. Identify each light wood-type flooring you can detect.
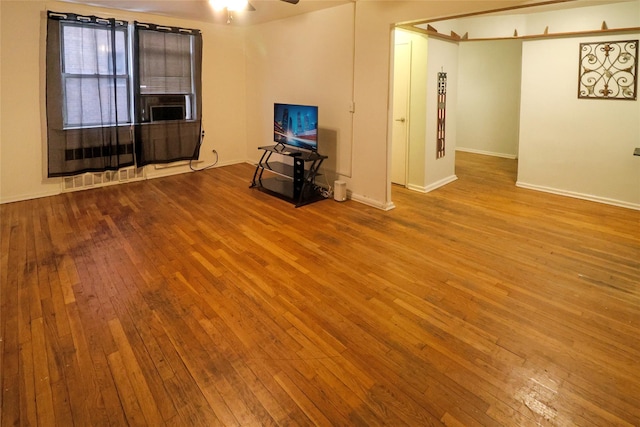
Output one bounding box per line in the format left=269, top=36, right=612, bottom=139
left=1, top=152, right=639, bottom=426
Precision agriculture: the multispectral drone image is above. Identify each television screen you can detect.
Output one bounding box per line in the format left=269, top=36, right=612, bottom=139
left=274, top=103, right=318, bottom=151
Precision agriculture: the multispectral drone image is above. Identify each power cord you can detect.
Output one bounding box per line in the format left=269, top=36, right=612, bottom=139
left=316, top=168, right=333, bottom=199
left=190, top=129, right=219, bottom=172
left=319, top=185, right=333, bottom=199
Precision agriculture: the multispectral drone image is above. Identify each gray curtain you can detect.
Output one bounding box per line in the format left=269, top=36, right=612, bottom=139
left=46, top=12, right=134, bottom=177
left=133, top=23, right=203, bottom=166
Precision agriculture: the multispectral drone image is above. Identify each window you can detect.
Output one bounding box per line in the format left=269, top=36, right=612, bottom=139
left=46, top=12, right=203, bottom=177
left=138, top=30, right=194, bottom=97
left=60, top=23, right=131, bottom=127
left=133, top=23, right=203, bottom=167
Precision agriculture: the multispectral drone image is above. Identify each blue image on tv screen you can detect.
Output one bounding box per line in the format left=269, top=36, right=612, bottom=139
left=274, top=103, right=318, bottom=151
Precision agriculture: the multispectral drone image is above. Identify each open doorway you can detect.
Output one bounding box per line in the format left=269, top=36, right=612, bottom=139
left=389, top=23, right=522, bottom=195
left=389, top=28, right=458, bottom=196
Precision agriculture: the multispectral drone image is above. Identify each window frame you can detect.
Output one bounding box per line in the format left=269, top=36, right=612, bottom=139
left=59, top=20, right=132, bottom=129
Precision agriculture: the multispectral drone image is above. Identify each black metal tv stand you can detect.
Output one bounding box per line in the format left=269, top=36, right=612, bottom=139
left=250, top=145, right=327, bottom=207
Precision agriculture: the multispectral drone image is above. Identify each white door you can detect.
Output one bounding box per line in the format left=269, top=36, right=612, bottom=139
left=391, top=42, right=411, bottom=186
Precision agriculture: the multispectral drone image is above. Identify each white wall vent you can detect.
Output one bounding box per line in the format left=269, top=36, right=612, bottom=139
left=61, top=167, right=146, bottom=192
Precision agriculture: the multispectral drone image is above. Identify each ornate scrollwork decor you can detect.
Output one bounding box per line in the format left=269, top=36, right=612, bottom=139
left=578, top=40, right=638, bottom=100
left=436, top=72, right=446, bottom=158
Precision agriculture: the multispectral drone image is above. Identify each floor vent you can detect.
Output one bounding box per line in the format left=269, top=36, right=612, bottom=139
left=61, top=167, right=145, bottom=192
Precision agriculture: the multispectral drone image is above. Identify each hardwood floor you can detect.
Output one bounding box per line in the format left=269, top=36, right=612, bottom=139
left=1, top=152, right=639, bottom=426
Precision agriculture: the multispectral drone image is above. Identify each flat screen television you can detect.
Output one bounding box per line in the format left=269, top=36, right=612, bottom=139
left=274, top=103, right=318, bottom=152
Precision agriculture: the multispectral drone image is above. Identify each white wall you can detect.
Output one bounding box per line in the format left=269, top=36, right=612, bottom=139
left=424, top=38, right=458, bottom=189
left=1, top=1, right=61, bottom=202
left=188, top=25, right=247, bottom=169
left=523, top=1, right=639, bottom=36
left=0, top=0, right=246, bottom=203
left=243, top=4, right=355, bottom=187
left=517, top=33, right=640, bottom=208
left=457, top=39, right=522, bottom=158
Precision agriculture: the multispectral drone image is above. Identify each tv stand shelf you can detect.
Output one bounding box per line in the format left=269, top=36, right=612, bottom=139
left=250, top=144, right=327, bottom=207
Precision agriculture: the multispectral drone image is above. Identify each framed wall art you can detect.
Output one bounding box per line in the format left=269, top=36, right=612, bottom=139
left=436, top=72, right=447, bottom=158
left=578, top=40, right=638, bottom=100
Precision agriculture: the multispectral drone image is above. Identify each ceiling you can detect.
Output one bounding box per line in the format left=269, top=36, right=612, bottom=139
left=58, top=0, right=638, bottom=27
left=59, top=0, right=352, bottom=26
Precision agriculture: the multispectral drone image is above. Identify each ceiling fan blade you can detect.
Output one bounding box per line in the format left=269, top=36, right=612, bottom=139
left=280, top=0, right=300, bottom=4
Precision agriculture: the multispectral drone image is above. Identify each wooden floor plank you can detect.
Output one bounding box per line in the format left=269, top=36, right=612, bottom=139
left=2, top=152, right=639, bottom=426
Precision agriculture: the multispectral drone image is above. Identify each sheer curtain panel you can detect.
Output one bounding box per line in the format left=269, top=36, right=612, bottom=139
left=46, top=12, right=134, bottom=177
left=133, top=23, right=203, bottom=166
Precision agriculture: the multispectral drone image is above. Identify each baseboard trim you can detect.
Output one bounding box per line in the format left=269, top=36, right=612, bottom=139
left=2, top=159, right=248, bottom=205
left=407, top=175, right=458, bottom=194
left=349, top=193, right=396, bottom=211
left=457, top=147, right=518, bottom=159
left=516, top=181, right=640, bottom=211
left=1, top=189, right=61, bottom=205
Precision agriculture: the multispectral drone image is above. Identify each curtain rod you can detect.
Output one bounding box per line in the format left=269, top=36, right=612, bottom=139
left=47, top=11, right=126, bottom=27
left=135, top=21, right=201, bottom=35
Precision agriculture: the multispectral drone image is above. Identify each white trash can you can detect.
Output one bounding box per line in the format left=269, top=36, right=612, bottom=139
left=334, top=180, right=347, bottom=202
